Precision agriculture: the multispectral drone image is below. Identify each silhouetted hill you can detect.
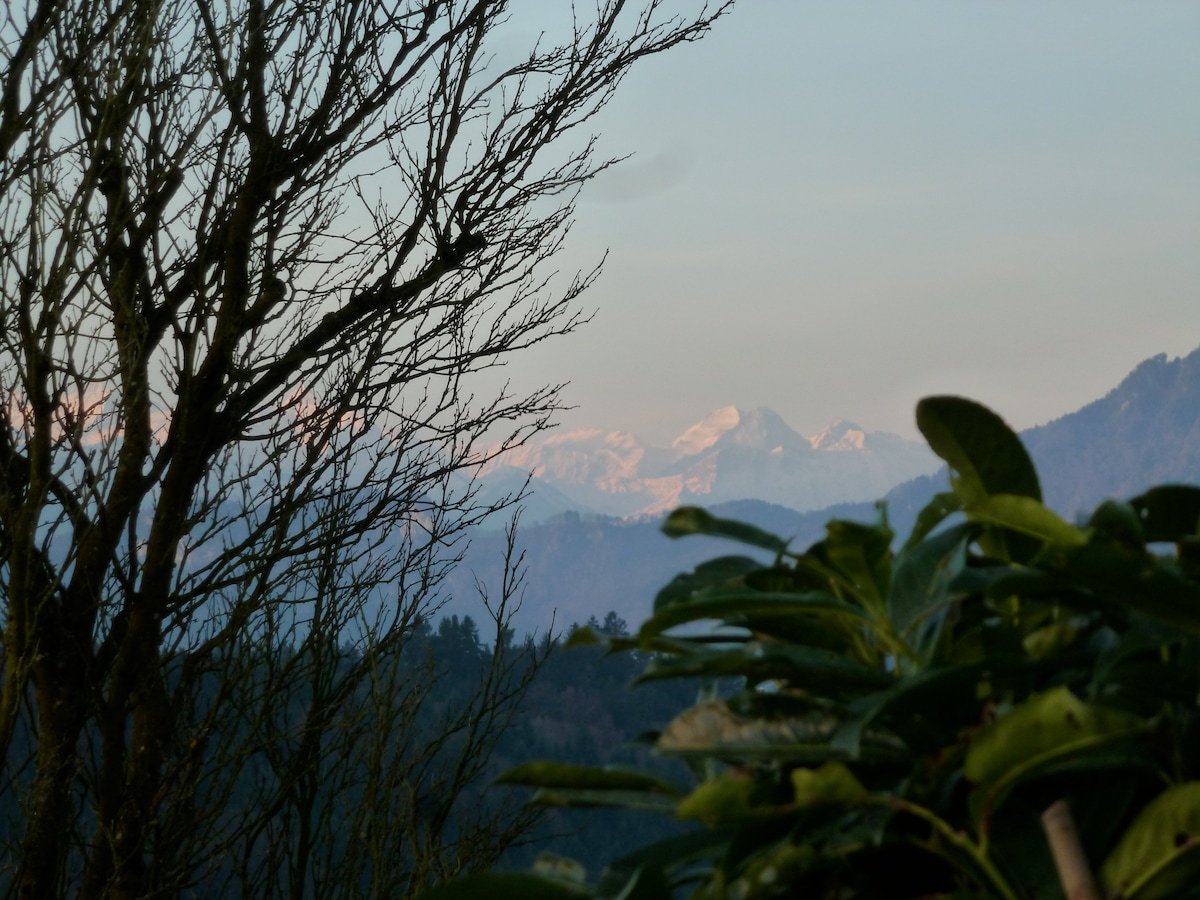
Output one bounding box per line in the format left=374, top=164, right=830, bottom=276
left=706, top=498, right=855, bottom=543
left=446, top=509, right=788, bottom=639
left=1022, top=348, right=1200, bottom=517
left=882, top=347, right=1200, bottom=532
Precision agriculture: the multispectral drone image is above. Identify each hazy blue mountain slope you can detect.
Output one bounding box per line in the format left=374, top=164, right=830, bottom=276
left=440, top=499, right=854, bottom=638
left=445, top=347, right=1200, bottom=636
left=1021, top=348, right=1200, bottom=517
left=842, top=347, right=1200, bottom=535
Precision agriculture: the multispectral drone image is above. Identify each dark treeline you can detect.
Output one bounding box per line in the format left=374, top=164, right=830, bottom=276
left=0, top=611, right=701, bottom=896
left=489, top=612, right=704, bottom=875
left=419, top=610, right=705, bottom=876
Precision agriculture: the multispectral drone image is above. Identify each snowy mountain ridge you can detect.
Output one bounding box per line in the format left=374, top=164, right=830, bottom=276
left=477, top=405, right=939, bottom=521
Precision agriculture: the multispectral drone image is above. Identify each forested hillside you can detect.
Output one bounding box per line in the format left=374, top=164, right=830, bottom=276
left=356, top=612, right=705, bottom=878
left=0, top=612, right=700, bottom=892
left=489, top=613, right=705, bottom=875
left=1023, top=348, right=1200, bottom=516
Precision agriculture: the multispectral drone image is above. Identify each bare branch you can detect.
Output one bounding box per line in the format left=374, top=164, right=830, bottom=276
left=0, top=0, right=731, bottom=895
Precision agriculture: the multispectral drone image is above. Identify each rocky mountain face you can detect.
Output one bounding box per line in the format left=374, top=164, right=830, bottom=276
left=477, top=406, right=939, bottom=521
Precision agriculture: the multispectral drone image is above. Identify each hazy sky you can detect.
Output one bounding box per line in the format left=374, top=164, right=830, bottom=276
left=496, top=2, right=1200, bottom=444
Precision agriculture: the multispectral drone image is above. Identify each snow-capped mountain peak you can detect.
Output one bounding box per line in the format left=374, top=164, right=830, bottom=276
left=810, top=418, right=868, bottom=451
left=671, top=406, right=814, bottom=457
left=671, top=405, right=741, bottom=456
left=475, top=406, right=939, bottom=522
left=714, top=407, right=810, bottom=451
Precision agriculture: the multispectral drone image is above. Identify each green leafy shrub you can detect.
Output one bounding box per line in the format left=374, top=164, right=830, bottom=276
left=423, top=396, right=1200, bottom=899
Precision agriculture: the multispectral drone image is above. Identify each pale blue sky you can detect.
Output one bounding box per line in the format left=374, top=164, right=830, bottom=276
left=499, top=2, right=1200, bottom=443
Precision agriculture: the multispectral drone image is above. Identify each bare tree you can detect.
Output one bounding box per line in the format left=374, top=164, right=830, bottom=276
left=0, top=1, right=730, bottom=896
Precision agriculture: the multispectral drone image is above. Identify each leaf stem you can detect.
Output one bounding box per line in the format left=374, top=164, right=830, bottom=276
left=872, top=796, right=1018, bottom=900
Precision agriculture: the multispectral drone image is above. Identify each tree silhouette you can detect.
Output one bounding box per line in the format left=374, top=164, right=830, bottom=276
left=0, top=1, right=729, bottom=896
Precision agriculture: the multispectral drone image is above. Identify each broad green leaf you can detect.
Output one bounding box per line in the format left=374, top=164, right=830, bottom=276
left=533, top=855, right=587, bottom=884
left=1102, top=782, right=1200, bottom=900
left=790, top=762, right=867, bottom=807
left=965, top=686, right=1142, bottom=785
left=916, top=397, right=1045, bottom=563
left=745, top=565, right=831, bottom=594
left=660, top=700, right=832, bottom=752
left=901, top=491, right=962, bottom=553
left=815, top=519, right=893, bottom=608
left=598, top=828, right=733, bottom=899
left=979, top=564, right=1067, bottom=601
left=1130, top=485, right=1200, bottom=543
left=499, top=761, right=684, bottom=810
left=1088, top=499, right=1146, bottom=548
left=1045, top=541, right=1200, bottom=634
left=638, top=588, right=866, bottom=638
left=889, top=522, right=972, bottom=637
left=661, top=507, right=788, bottom=554
left=915, top=396, right=1041, bottom=503
left=724, top=687, right=839, bottom=721
left=416, top=873, right=591, bottom=900
left=658, top=700, right=832, bottom=760
left=676, top=769, right=757, bottom=825
left=964, top=686, right=1144, bottom=820
left=656, top=700, right=905, bottom=763
left=565, top=629, right=713, bottom=657
left=993, top=742, right=1159, bottom=787
left=978, top=743, right=1158, bottom=885
left=987, top=759, right=1152, bottom=882
left=964, top=494, right=1086, bottom=547
left=654, top=556, right=763, bottom=611
left=529, top=787, right=680, bottom=813
left=1021, top=622, right=1079, bottom=659
left=636, top=642, right=892, bottom=695
left=828, top=660, right=990, bottom=758
left=496, top=761, right=682, bottom=796
left=723, top=842, right=818, bottom=899
left=732, top=613, right=861, bottom=654
left=594, top=864, right=671, bottom=900
left=1091, top=623, right=1200, bottom=712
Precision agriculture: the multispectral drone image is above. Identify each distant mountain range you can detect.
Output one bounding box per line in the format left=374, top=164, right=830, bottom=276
left=447, top=347, right=1200, bottom=637
left=476, top=406, right=938, bottom=521
left=1024, top=349, right=1200, bottom=514
left=884, top=347, right=1200, bottom=536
